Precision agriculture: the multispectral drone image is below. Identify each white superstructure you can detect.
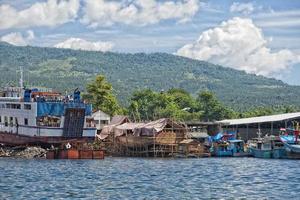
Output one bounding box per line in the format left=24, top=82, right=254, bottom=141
left=0, top=86, right=96, bottom=139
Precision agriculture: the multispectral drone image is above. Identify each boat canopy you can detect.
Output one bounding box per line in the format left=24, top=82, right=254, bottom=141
left=37, top=102, right=92, bottom=117
left=228, top=139, right=244, bottom=143
left=209, top=131, right=237, bottom=142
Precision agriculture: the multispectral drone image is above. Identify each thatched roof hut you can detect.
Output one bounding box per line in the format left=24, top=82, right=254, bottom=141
left=133, top=118, right=186, bottom=137
left=98, top=115, right=130, bottom=140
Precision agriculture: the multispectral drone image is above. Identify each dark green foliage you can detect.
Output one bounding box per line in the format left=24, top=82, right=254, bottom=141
left=127, top=89, right=298, bottom=121
left=1, top=42, right=300, bottom=112
left=240, top=105, right=299, bottom=118
left=83, top=75, right=122, bottom=116
left=197, top=91, right=237, bottom=121
left=128, top=88, right=202, bottom=121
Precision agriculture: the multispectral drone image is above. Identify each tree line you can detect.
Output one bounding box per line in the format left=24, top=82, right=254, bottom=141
left=83, top=75, right=299, bottom=122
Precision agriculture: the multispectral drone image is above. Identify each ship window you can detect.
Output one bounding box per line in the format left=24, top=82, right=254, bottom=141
left=36, top=116, right=60, bottom=127
left=24, top=118, right=28, bottom=125
left=10, top=117, right=13, bottom=126
left=100, top=120, right=108, bottom=125
left=24, top=104, right=31, bottom=110
left=4, top=116, right=8, bottom=127
left=5, top=104, right=21, bottom=109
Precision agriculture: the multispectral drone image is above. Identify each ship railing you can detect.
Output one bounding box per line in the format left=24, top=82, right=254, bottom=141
left=0, top=97, right=21, bottom=102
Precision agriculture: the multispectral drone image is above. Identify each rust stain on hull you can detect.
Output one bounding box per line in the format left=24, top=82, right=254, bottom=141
left=0, top=132, right=94, bottom=146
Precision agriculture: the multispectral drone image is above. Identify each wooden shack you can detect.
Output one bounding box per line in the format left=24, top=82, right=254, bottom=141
left=178, top=139, right=207, bottom=157
left=113, top=118, right=187, bottom=157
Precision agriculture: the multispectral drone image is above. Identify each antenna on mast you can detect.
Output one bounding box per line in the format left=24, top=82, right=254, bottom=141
left=19, top=66, right=24, bottom=89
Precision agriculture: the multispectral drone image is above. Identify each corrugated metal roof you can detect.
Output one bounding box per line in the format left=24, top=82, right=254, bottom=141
left=218, top=112, right=300, bottom=126
left=115, top=123, right=145, bottom=130
left=179, top=139, right=198, bottom=144
left=92, top=110, right=110, bottom=118
left=189, top=132, right=209, bottom=138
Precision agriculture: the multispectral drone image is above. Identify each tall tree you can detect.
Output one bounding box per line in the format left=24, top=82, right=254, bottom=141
left=84, top=75, right=122, bottom=116
left=128, top=88, right=202, bottom=121
left=197, top=91, right=236, bottom=121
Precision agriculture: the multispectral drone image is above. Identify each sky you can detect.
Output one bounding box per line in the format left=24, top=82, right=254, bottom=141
left=0, top=0, right=299, bottom=85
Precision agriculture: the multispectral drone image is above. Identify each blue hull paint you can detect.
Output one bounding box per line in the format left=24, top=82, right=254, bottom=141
left=273, top=149, right=287, bottom=159
left=213, top=140, right=246, bottom=157
left=214, top=150, right=233, bottom=157
left=249, top=147, right=287, bottom=159
left=283, top=143, right=300, bottom=159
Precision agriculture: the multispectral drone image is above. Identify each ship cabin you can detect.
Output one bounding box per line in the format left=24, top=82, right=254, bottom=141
left=0, top=87, right=96, bottom=138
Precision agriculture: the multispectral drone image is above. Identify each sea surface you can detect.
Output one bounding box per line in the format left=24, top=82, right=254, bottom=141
left=0, top=157, right=300, bottom=200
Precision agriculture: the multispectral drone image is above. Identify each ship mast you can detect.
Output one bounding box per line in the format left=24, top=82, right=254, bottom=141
left=19, top=66, right=24, bottom=89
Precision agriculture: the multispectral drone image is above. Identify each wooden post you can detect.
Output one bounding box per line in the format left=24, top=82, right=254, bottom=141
left=271, top=122, right=274, bottom=135
left=285, top=120, right=287, bottom=129
left=258, top=123, right=261, bottom=137
left=125, top=131, right=128, bottom=156
left=246, top=124, right=249, bottom=141
left=153, top=129, right=156, bottom=157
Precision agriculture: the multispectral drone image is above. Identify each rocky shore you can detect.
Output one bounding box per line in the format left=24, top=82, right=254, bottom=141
left=0, top=146, right=47, bottom=158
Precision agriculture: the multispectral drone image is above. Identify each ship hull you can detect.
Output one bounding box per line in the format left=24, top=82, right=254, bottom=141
left=283, top=143, right=300, bottom=159
left=249, top=147, right=287, bottom=159
left=0, top=132, right=95, bottom=146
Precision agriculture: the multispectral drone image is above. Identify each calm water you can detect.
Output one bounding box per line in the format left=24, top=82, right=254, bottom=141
left=0, top=157, right=300, bottom=200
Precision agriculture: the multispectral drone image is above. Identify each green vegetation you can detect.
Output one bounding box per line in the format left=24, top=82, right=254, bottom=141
left=80, top=75, right=294, bottom=121
left=1, top=42, right=300, bottom=112
left=127, top=88, right=239, bottom=121
left=83, top=75, right=122, bottom=116
left=128, top=88, right=201, bottom=121
left=197, top=91, right=237, bottom=121
left=127, top=89, right=299, bottom=121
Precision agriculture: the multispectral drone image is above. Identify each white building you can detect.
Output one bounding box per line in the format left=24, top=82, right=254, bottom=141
left=92, top=110, right=110, bottom=131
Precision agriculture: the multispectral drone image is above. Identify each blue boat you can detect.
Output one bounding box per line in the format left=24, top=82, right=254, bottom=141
left=213, top=139, right=247, bottom=157
left=210, top=132, right=248, bottom=157
left=280, top=128, right=300, bottom=159
left=248, top=136, right=287, bottom=159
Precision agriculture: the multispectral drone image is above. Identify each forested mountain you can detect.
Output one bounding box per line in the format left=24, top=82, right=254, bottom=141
left=0, top=42, right=299, bottom=111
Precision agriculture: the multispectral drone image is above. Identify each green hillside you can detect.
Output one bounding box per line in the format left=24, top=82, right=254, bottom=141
left=0, top=42, right=299, bottom=111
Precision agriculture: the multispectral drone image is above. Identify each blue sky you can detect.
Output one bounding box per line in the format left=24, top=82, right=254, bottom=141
left=0, top=0, right=299, bottom=85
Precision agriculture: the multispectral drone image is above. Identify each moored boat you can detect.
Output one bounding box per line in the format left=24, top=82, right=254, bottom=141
left=280, top=126, right=300, bottom=159
left=0, top=83, right=97, bottom=146
left=248, top=136, right=286, bottom=159
left=210, top=132, right=249, bottom=157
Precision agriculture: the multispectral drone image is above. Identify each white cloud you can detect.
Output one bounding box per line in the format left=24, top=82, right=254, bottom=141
left=254, top=9, right=300, bottom=28
left=0, top=0, right=79, bottom=30
left=81, top=0, right=199, bottom=27
left=255, top=9, right=300, bottom=18
left=176, top=17, right=300, bottom=77
left=54, top=38, right=114, bottom=52
left=230, top=2, right=254, bottom=15
left=256, top=18, right=300, bottom=28
left=0, top=30, right=35, bottom=46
